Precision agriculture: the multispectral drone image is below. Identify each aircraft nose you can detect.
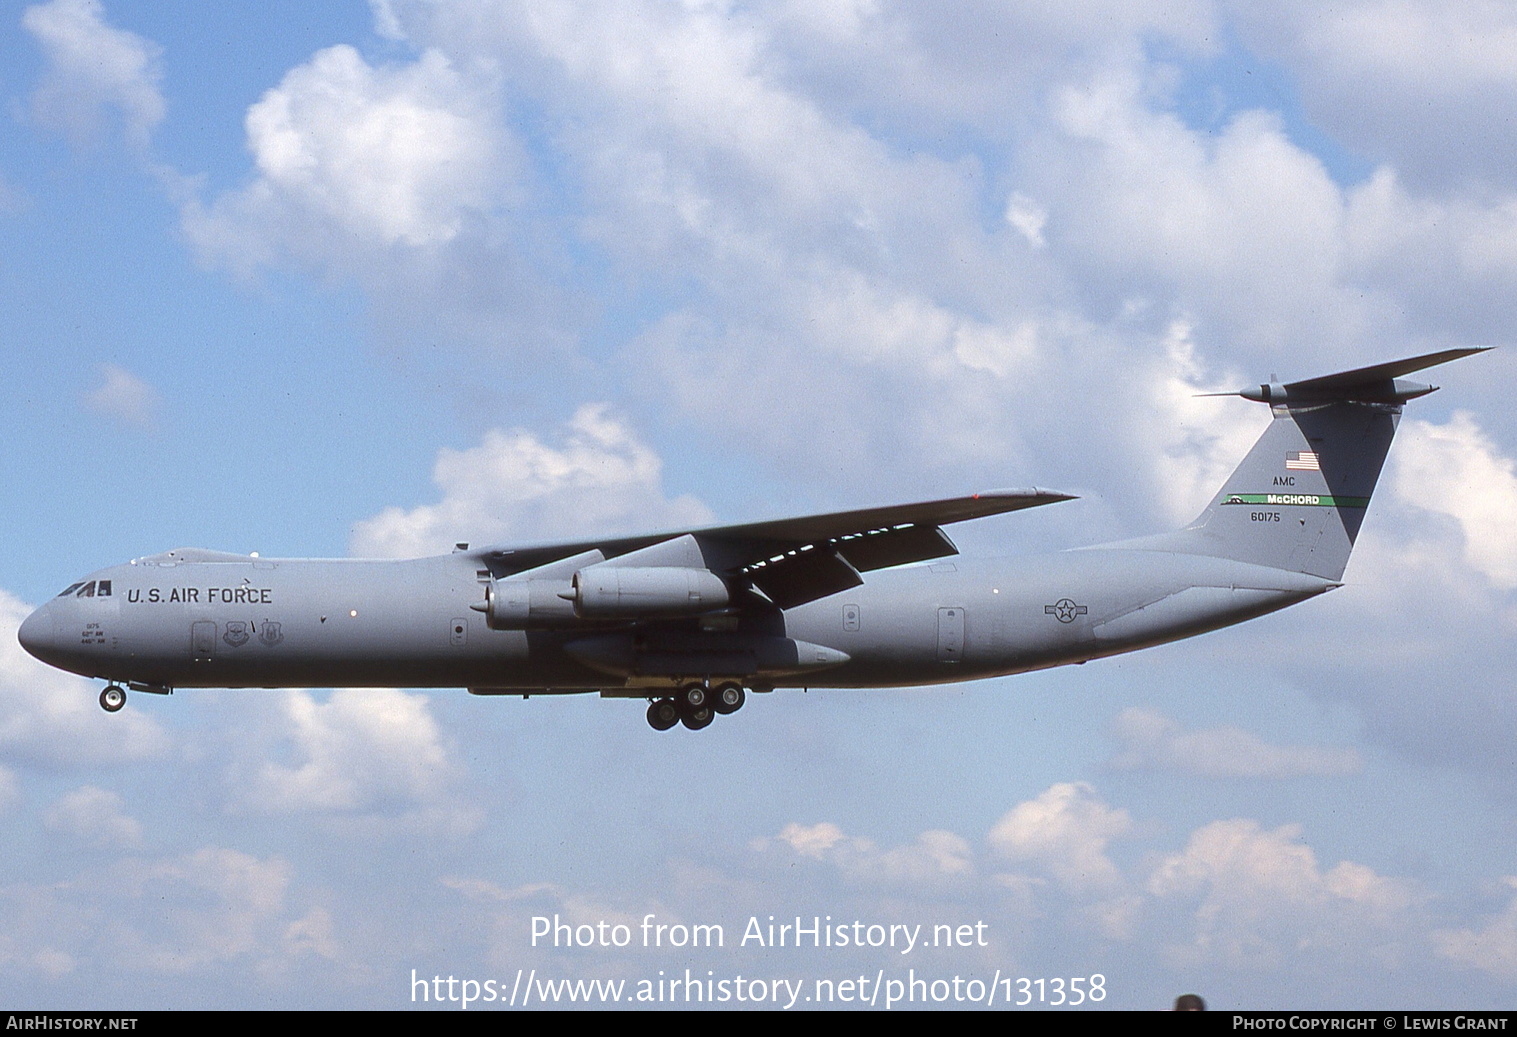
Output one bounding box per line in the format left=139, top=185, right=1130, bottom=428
left=17, top=602, right=60, bottom=664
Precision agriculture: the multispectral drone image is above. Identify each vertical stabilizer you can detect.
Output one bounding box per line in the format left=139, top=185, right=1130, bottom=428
left=1155, top=348, right=1488, bottom=579
left=1183, top=403, right=1395, bottom=579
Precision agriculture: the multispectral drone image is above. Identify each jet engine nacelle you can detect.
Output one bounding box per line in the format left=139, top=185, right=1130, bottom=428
left=476, top=578, right=578, bottom=629
left=569, top=566, right=731, bottom=619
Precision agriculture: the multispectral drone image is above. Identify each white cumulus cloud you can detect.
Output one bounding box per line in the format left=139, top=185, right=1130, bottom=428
left=0, top=847, right=303, bottom=978
left=1149, top=819, right=1416, bottom=967
left=1110, top=707, right=1363, bottom=779
left=245, top=688, right=470, bottom=831
left=185, top=44, right=500, bottom=267
left=23, top=0, right=165, bottom=148
left=755, top=820, right=974, bottom=885
left=1435, top=877, right=1517, bottom=981
left=83, top=363, right=160, bottom=429
left=44, top=785, right=144, bottom=849
left=987, top=782, right=1132, bottom=894
left=1231, top=0, right=1517, bottom=190
left=109, top=847, right=295, bottom=973
left=1391, top=411, right=1517, bottom=589
left=1026, top=64, right=1373, bottom=355
left=350, top=405, right=712, bottom=558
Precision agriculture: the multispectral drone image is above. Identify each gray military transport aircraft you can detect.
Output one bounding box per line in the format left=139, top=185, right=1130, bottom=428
left=18, top=349, right=1485, bottom=731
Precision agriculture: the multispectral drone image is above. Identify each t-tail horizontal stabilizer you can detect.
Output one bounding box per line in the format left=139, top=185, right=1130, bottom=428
left=1159, top=348, right=1491, bottom=581
left=1198, top=347, right=1491, bottom=407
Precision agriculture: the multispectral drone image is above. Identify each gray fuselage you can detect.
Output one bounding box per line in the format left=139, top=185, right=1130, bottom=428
left=18, top=546, right=1332, bottom=695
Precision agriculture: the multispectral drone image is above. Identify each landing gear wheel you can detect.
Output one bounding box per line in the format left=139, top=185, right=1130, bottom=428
left=711, top=682, right=746, bottom=715
left=99, top=685, right=126, bottom=713
left=646, top=698, right=680, bottom=731
left=677, top=682, right=708, bottom=712
left=680, top=706, right=714, bottom=731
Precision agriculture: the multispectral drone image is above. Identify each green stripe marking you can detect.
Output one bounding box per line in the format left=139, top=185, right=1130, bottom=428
left=1222, top=494, right=1371, bottom=508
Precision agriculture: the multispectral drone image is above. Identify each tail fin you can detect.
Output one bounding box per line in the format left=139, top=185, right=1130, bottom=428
left=1165, top=348, right=1488, bottom=579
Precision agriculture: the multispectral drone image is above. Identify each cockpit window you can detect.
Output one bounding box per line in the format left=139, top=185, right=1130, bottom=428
left=55, top=580, right=111, bottom=598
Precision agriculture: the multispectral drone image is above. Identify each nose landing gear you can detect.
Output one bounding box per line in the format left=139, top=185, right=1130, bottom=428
left=646, top=681, right=749, bottom=731
left=99, top=685, right=126, bottom=712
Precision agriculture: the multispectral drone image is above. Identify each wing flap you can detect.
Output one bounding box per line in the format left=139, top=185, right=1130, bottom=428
left=834, top=523, right=958, bottom=572
left=747, top=547, right=864, bottom=610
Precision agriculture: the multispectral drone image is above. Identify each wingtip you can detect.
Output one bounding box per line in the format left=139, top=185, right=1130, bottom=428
left=981, top=486, right=1078, bottom=502
left=1038, top=488, right=1080, bottom=502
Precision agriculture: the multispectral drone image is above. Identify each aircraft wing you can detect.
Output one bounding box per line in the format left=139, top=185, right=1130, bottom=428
left=480, top=487, right=1075, bottom=609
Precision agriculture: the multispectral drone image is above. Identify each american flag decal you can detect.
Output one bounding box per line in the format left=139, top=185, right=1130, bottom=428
left=1286, top=451, right=1321, bottom=471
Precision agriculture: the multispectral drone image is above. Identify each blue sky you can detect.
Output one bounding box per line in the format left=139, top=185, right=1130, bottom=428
left=2, top=0, right=1517, bottom=1010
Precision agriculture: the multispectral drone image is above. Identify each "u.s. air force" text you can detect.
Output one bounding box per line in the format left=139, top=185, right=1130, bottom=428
left=127, top=587, right=273, bottom=604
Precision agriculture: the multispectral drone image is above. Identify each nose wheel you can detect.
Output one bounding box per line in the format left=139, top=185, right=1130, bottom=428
left=646, top=681, right=748, bottom=731
left=99, top=685, right=126, bottom=713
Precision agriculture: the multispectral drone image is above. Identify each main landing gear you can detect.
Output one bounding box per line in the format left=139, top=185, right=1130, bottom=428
left=646, top=681, right=747, bottom=731
left=99, top=684, right=126, bottom=713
